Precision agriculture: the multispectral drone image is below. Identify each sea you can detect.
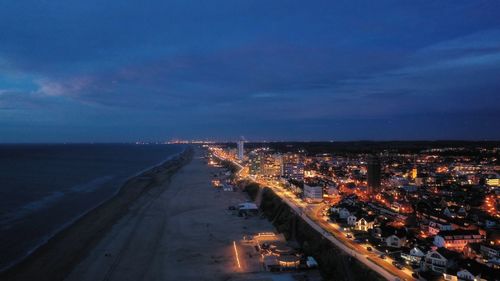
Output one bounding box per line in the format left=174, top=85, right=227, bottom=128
left=0, top=143, right=185, bottom=271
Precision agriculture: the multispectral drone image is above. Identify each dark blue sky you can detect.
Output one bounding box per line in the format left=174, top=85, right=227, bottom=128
left=1, top=0, right=499, bottom=142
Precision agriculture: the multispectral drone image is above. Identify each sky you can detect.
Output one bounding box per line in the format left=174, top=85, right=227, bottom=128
left=0, top=0, right=499, bottom=142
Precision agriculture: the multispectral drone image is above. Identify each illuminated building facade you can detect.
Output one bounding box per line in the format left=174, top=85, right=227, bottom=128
left=248, top=152, right=263, bottom=176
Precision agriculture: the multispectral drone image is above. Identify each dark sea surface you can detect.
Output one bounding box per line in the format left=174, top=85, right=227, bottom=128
left=0, top=143, right=185, bottom=270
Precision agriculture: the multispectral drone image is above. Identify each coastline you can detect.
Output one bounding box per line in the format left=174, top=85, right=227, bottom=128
left=64, top=147, right=280, bottom=281
left=0, top=146, right=193, bottom=281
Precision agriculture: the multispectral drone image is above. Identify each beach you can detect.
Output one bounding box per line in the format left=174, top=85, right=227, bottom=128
left=3, top=146, right=278, bottom=281
left=0, top=147, right=193, bottom=281
left=64, top=147, right=275, bottom=281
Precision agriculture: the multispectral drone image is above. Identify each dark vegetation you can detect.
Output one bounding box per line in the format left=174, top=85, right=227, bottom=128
left=242, top=182, right=260, bottom=200
left=220, top=159, right=239, bottom=174
left=222, top=141, right=500, bottom=155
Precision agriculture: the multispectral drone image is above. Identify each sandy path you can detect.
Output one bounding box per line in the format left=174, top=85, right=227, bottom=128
left=65, top=148, right=273, bottom=281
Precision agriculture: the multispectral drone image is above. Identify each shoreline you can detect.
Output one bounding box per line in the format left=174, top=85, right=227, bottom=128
left=0, top=145, right=188, bottom=272
left=63, top=147, right=282, bottom=281
left=0, top=146, right=193, bottom=281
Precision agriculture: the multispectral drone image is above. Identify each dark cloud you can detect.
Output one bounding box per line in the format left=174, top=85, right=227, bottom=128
left=0, top=0, right=500, bottom=141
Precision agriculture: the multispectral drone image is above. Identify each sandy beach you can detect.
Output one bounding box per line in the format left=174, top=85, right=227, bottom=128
left=0, top=148, right=192, bottom=281
left=63, top=147, right=276, bottom=281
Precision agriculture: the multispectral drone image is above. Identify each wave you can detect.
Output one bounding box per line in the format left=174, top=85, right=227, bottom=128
left=0, top=175, right=115, bottom=227
left=0, top=145, right=188, bottom=272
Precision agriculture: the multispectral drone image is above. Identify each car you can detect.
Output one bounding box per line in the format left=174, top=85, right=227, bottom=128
left=379, top=254, right=386, bottom=259
left=366, top=247, right=373, bottom=251
left=392, top=261, right=404, bottom=269
left=346, top=234, right=353, bottom=239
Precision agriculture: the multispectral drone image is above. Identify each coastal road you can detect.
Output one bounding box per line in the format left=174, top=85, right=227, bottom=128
left=268, top=186, right=400, bottom=281
left=213, top=151, right=413, bottom=281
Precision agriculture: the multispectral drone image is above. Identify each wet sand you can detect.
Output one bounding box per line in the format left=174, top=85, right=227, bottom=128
left=0, top=149, right=192, bottom=281
left=64, top=147, right=275, bottom=281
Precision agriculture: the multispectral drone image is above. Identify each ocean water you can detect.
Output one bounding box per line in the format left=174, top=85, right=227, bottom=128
left=0, top=143, right=185, bottom=270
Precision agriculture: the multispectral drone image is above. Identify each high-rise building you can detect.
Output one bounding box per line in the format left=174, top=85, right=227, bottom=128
left=282, top=153, right=304, bottom=181
left=367, top=155, right=381, bottom=195
left=262, top=154, right=282, bottom=178
left=248, top=152, right=263, bottom=176
left=237, top=139, right=244, bottom=160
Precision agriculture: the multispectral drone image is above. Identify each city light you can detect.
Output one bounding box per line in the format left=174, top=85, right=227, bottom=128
left=233, top=241, right=241, bottom=269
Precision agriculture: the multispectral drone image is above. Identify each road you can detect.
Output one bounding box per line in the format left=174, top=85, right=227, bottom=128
left=212, top=150, right=414, bottom=281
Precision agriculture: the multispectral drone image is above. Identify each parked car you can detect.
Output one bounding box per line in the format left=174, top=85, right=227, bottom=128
left=379, top=254, right=386, bottom=259
left=367, top=247, right=373, bottom=251
left=392, top=261, right=404, bottom=269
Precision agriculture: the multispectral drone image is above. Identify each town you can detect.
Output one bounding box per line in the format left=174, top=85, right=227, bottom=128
left=207, top=141, right=499, bottom=281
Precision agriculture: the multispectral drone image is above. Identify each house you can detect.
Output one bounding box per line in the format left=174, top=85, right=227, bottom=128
left=347, top=215, right=357, bottom=226
left=330, top=202, right=357, bottom=220
left=401, top=246, right=425, bottom=265
left=428, top=220, right=454, bottom=236
left=338, top=207, right=354, bottom=219
left=443, top=259, right=498, bottom=281
left=386, top=232, right=407, bottom=248
left=421, top=248, right=458, bottom=273
left=372, top=225, right=408, bottom=248
left=354, top=216, right=377, bottom=232
left=433, top=230, right=485, bottom=251
left=480, top=242, right=500, bottom=262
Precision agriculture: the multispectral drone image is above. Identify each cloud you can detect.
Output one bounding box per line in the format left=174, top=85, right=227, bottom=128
left=0, top=1, right=499, bottom=141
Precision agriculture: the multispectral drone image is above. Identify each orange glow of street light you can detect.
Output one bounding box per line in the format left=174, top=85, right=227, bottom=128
left=233, top=241, right=241, bottom=269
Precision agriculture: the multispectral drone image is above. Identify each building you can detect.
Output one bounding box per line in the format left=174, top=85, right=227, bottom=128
left=263, top=154, right=282, bottom=178
left=372, top=225, right=408, bottom=248
left=428, top=220, right=454, bottom=236
left=303, top=184, right=323, bottom=203
left=433, top=230, right=485, bottom=251
left=401, top=247, right=425, bottom=265
left=237, top=139, right=244, bottom=160
left=347, top=215, right=357, bottom=226
left=443, top=260, right=498, bottom=281
left=367, top=155, right=381, bottom=195
left=248, top=152, right=263, bottom=176
left=480, top=241, right=500, bottom=261
left=486, top=178, right=500, bottom=187
left=282, top=153, right=304, bottom=181
left=421, top=248, right=458, bottom=273
left=354, top=216, right=377, bottom=232
left=411, top=166, right=418, bottom=179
